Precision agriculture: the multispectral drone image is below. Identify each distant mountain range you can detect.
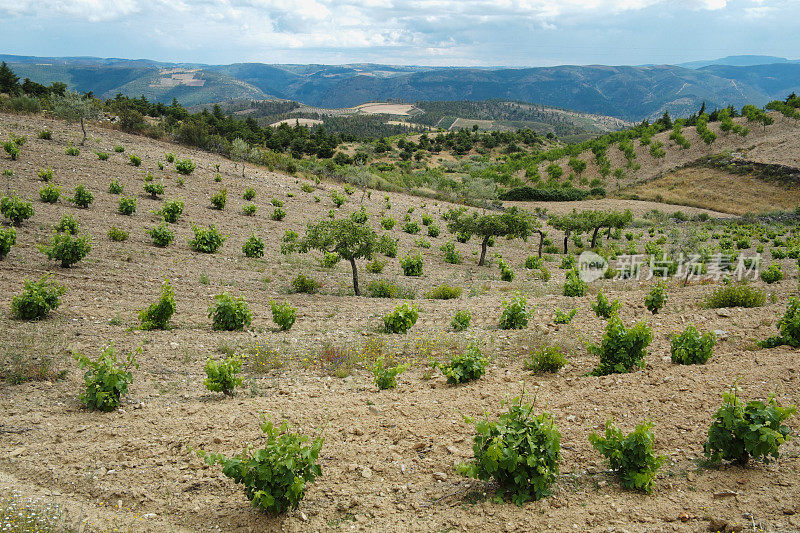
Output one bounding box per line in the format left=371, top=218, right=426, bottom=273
left=2, top=54, right=799, bottom=122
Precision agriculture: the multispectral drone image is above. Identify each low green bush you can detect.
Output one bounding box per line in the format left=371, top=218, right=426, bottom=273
left=383, top=302, right=418, bottom=333
left=451, top=309, right=471, bottom=331
left=143, top=182, right=164, bottom=199
left=55, top=214, right=79, bottom=234
left=365, top=258, right=385, bottom=273
left=402, top=220, right=420, bottom=234
left=424, top=284, right=462, bottom=300
left=69, top=184, right=93, bottom=208
left=113, top=145, right=124, bottom=153
left=37, top=167, right=54, bottom=181
left=138, top=280, right=175, bottom=330
left=1, top=195, right=34, bottom=226
left=243, top=187, right=256, bottom=200
left=204, top=355, right=243, bottom=395
left=291, top=273, right=320, bottom=294
left=271, top=207, right=286, bottom=221
left=563, top=269, right=587, bottom=297
left=458, top=394, right=561, bottom=504
left=553, top=308, right=577, bottom=324
left=644, top=281, right=668, bottom=314
left=589, top=421, right=665, bottom=494
left=64, top=144, right=79, bottom=156
left=441, top=241, right=461, bottom=264
left=96, top=151, right=109, bottom=161
left=159, top=199, right=184, bottom=223
left=242, top=203, right=257, bottom=216
left=704, top=284, right=765, bottom=308
left=321, top=252, right=340, bottom=268
left=209, top=293, right=252, bottom=331
left=760, top=264, right=783, bottom=284
left=591, top=289, right=621, bottom=318
left=108, top=179, right=123, bottom=194
left=671, top=325, right=715, bottom=364
left=129, top=154, right=141, bottom=166
left=118, top=196, right=137, bottom=215
left=270, top=300, right=296, bottom=331
left=107, top=226, right=128, bottom=242
left=759, top=297, right=800, bottom=348
left=210, top=189, right=227, bottom=210
left=400, top=254, right=423, bottom=276
left=704, top=386, right=796, bottom=465
left=200, top=418, right=322, bottom=514
left=331, top=191, right=346, bottom=207
left=379, top=235, right=397, bottom=258
left=524, top=346, right=567, bottom=373
left=371, top=358, right=409, bottom=390
left=589, top=318, right=652, bottom=376
left=433, top=345, right=487, bottom=384
left=74, top=344, right=138, bottom=412
left=10, top=276, right=66, bottom=319
left=39, top=183, right=60, bottom=203
left=242, top=234, right=265, bottom=258
left=0, top=227, right=16, bottom=259
left=41, top=232, right=91, bottom=267
left=147, top=223, right=174, bottom=247
left=381, top=216, right=396, bottom=230
left=498, top=259, right=515, bottom=282
left=175, top=158, right=195, bottom=175
left=189, top=224, right=226, bottom=253
left=525, top=255, right=543, bottom=269
left=499, top=294, right=531, bottom=330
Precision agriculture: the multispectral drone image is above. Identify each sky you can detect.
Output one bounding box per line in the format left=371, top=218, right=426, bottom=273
left=0, top=0, right=797, bottom=66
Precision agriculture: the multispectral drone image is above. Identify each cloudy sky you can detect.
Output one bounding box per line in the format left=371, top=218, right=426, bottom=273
left=0, top=0, right=796, bottom=66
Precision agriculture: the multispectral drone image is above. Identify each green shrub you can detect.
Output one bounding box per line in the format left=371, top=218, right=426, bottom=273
left=204, top=355, right=243, bottom=395
left=644, top=281, right=668, bottom=314
left=74, top=344, right=138, bottom=412
left=415, top=237, right=431, bottom=249
left=129, top=154, right=142, bottom=166
left=41, top=232, right=91, bottom=267
left=671, top=325, right=715, bottom=364
left=209, top=293, right=252, bottom=331
left=421, top=213, right=433, bottom=226
left=441, top=241, right=461, bottom=264
left=210, top=189, right=227, bottom=210
left=434, top=345, right=487, bottom=384
left=55, top=214, right=79, bottom=234
left=424, top=284, right=461, bottom=300
left=366, top=279, right=407, bottom=298
left=39, top=183, right=60, bottom=203
left=379, top=234, right=398, bottom=258
left=366, top=258, right=385, bottom=273
left=499, top=294, right=531, bottom=330
left=175, top=159, right=195, bottom=174
left=37, top=167, right=54, bottom=181
left=427, top=223, right=440, bottom=238
left=113, top=145, right=124, bottom=153
left=759, top=297, right=800, bottom=348
left=3, top=140, right=19, bottom=160
left=381, top=216, right=396, bottom=230
left=270, top=198, right=284, bottom=207
left=589, top=421, right=665, bottom=494
left=143, top=182, right=164, bottom=199
left=400, top=254, right=423, bottom=276
left=96, top=151, right=109, bottom=161
left=147, top=223, right=174, bottom=247
left=704, top=284, right=765, bottom=308
left=138, top=280, right=175, bottom=330
left=0, top=227, right=16, bottom=259
left=371, top=358, right=409, bottom=390
left=383, top=302, right=418, bottom=333
left=525, top=255, right=543, bottom=269
left=704, top=386, right=796, bottom=465
left=189, top=224, right=226, bottom=253
left=10, top=276, right=66, bottom=319
left=291, top=273, right=320, bottom=294
left=589, top=318, right=652, bottom=376
left=451, top=309, right=471, bottom=331
left=159, top=199, right=184, bottom=223
left=498, top=259, right=515, bottom=282
left=458, top=394, right=560, bottom=504
left=38, top=130, right=52, bottom=140
left=591, top=289, right=621, bottom=318
left=242, top=234, right=265, bottom=258
left=118, top=196, right=137, bottom=215
left=301, top=183, right=314, bottom=193
left=271, top=207, right=286, bottom=221
left=560, top=254, right=576, bottom=269
left=321, top=252, right=340, bottom=268
left=760, top=264, right=783, bottom=284
left=270, top=300, right=296, bottom=331
left=108, top=179, right=123, bottom=194
left=242, top=203, right=257, bottom=216
left=107, top=226, right=128, bottom=242
left=243, top=187, right=256, bottom=200
left=64, top=144, right=79, bottom=156
left=553, top=308, right=577, bottom=324
left=331, top=191, right=346, bottom=207
left=165, top=152, right=175, bottom=163
left=402, top=220, right=420, bottom=234
left=69, top=184, right=93, bottom=208
left=200, top=418, right=322, bottom=514
left=563, top=269, right=587, bottom=297
left=524, top=346, right=567, bottom=373
left=1, top=195, right=33, bottom=225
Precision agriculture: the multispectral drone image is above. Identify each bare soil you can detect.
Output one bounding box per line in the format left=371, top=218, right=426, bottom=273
left=1, top=112, right=800, bottom=533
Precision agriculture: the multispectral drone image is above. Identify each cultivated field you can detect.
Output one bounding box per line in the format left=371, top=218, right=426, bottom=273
left=1, top=112, right=800, bottom=533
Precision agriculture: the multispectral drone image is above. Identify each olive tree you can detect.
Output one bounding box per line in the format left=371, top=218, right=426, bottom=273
left=51, top=91, right=101, bottom=145
left=230, top=137, right=249, bottom=177
left=446, top=207, right=539, bottom=266
left=282, top=218, right=377, bottom=296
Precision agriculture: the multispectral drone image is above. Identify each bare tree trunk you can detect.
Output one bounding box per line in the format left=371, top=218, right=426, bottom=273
left=538, top=231, right=544, bottom=257
left=350, top=258, right=360, bottom=296
left=80, top=117, right=87, bottom=145
left=478, top=236, right=489, bottom=266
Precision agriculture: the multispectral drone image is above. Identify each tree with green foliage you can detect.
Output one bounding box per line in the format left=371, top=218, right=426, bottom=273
left=0, top=62, right=20, bottom=95
left=445, top=207, right=538, bottom=266
left=52, top=91, right=101, bottom=145
left=282, top=218, right=378, bottom=296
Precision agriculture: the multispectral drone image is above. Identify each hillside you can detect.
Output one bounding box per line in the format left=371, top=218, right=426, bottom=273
left=2, top=109, right=800, bottom=532
left=5, top=54, right=800, bottom=121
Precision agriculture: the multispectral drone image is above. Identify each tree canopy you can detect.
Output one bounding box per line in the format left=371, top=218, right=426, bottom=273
left=445, top=207, right=539, bottom=266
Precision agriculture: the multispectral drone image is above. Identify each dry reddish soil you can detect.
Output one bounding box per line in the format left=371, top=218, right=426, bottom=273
left=1, top=113, right=800, bottom=533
